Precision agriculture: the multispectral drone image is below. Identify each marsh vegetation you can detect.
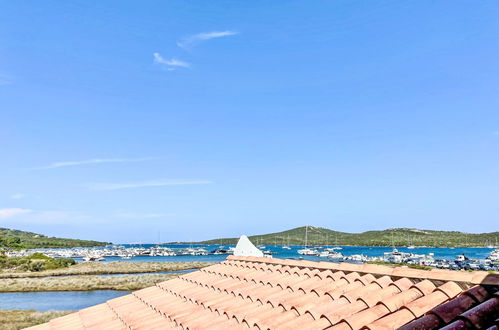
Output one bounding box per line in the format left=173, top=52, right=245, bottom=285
left=0, top=273, right=180, bottom=292
left=0, top=261, right=212, bottom=278
left=0, top=310, right=73, bottom=330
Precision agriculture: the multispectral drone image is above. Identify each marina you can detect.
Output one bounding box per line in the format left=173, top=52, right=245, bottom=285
left=4, top=244, right=499, bottom=271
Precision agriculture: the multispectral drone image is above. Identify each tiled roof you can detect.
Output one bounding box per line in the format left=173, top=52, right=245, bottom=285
left=26, top=256, right=499, bottom=330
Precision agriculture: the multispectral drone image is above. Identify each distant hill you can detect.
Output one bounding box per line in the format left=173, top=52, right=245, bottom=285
left=0, top=228, right=109, bottom=249
left=175, top=226, right=499, bottom=248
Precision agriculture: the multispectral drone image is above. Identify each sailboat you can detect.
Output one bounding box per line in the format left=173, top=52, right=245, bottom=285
left=407, top=235, right=415, bottom=249
left=330, top=233, right=342, bottom=250
left=282, top=235, right=291, bottom=250
left=486, top=237, right=497, bottom=249
left=256, top=238, right=266, bottom=249
left=297, top=226, right=318, bottom=255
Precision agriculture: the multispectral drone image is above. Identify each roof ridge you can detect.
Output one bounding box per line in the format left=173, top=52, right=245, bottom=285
left=227, top=256, right=499, bottom=286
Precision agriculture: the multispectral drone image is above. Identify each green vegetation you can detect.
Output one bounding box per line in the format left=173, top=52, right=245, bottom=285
left=0, top=261, right=212, bottom=278
left=0, top=310, right=73, bottom=330
left=0, top=253, right=76, bottom=272
left=0, top=260, right=212, bottom=291
left=185, top=226, right=499, bottom=248
left=0, top=228, right=108, bottom=249
left=0, top=273, right=181, bottom=292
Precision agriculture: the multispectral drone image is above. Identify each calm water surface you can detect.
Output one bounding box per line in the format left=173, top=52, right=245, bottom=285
left=0, top=290, right=129, bottom=311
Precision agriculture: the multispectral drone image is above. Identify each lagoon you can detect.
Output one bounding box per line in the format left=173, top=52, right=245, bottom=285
left=0, top=290, right=129, bottom=311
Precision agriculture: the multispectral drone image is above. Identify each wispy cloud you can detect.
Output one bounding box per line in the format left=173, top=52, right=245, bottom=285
left=177, top=30, right=238, bottom=49
left=32, top=157, right=159, bottom=170
left=493, top=131, right=499, bottom=136
left=0, top=208, right=32, bottom=219
left=115, top=212, right=175, bottom=219
left=85, top=179, right=213, bottom=191
left=10, top=193, right=26, bottom=200
left=0, top=74, right=12, bottom=86
left=0, top=208, right=89, bottom=224
left=153, top=53, right=190, bottom=70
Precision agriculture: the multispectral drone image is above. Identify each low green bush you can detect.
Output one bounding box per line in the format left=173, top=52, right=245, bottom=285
left=0, top=255, right=75, bottom=272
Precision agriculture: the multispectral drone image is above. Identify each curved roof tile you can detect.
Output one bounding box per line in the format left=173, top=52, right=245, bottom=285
left=26, top=256, right=498, bottom=330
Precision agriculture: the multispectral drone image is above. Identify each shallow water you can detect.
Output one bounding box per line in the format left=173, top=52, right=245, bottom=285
left=44, top=268, right=197, bottom=279
left=0, top=290, right=129, bottom=311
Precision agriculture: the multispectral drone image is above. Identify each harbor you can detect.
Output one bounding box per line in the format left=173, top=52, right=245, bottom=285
left=4, top=243, right=499, bottom=272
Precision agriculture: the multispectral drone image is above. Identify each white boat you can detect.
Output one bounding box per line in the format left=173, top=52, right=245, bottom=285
left=344, top=254, right=364, bottom=261
left=318, top=251, right=330, bottom=257
left=488, top=249, right=499, bottom=261
left=297, top=248, right=318, bottom=256
left=326, top=251, right=343, bottom=259
left=282, top=235, right=291, bottom=249
left=297, top=226, right=318, bottom=255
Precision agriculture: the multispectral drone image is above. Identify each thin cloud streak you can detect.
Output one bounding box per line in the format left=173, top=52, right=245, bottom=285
left=0, top=208, right=32, bottom=219
left=0, top=74, right=12, bottom=86
left=0, top=209, right=90, bottom=224
left=85, top=180, right=213, bottom=191
left=115, top=213, right=175, bottom=219
left=32, top=157, right=159, bottom=170
left=177, top=30, right=238, bottom=49
left=10, top=193, right=26, bottom=200
left=153, top=53, right=190, bottom=70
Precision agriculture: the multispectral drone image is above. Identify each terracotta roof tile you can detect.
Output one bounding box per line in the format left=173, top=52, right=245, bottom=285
left=457, top=295, right=499, bottom=329
left=358, top=278, right=412, bottom=309
left=24, top=324, right=51, bottom=330
left=336, top=304, right=391, bottom=329
left=471, top=272, right=499, bottom=285
left=400, top=313, right=443, bottom=330
left=30, top=256, right=497, bottom=330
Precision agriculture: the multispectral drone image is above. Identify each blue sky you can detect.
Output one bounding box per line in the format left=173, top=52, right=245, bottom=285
left=1, top=1, right=498, bottom=243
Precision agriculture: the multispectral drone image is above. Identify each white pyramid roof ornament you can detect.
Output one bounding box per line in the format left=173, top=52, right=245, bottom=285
left=233, top=235, right=264, bottom=257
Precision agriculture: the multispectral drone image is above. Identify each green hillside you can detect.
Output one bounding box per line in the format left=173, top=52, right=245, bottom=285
left=189, top=226, right=499, bottom=247
left=0, top=228, right=109, bottom=249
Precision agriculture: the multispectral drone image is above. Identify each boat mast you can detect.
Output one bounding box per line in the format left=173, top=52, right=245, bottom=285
left=304, top=225, right=308, bottom=248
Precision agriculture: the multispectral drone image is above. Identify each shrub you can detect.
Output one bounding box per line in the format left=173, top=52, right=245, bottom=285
left=28, top=261, right=45, bottom=272
left=0, top=255, right=76, bottom=272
